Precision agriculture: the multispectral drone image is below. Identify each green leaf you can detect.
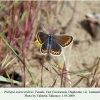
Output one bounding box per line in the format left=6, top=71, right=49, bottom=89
left=0, top=76, right=22, bottom=85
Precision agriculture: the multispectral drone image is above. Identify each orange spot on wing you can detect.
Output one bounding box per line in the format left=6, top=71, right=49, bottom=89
left=63, top=38, right=72, bottom=47
left=37, top=34, right=42, bottom=44
left=50, top=50, right=61, bottom=55
left=41, top=49, right=47, bottom=53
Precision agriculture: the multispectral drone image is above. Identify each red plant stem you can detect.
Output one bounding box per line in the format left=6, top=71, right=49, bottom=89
left=32, top=1, right=42, bottom=26
left=32, top=1, right=42, bottom=40
left=41, top=62, right=43, bottom=87
left=0, top=39, right=2, bottom=54
left=44, top=56, right=72, bottom=87
left=21, top=1, right=42, bottom=87
left=66, top=1, right=77, bottom=27
left=51, top=78, right=57, bottom=87
left=51, top=1, right=58, bottom=34
left=22, top=47, right=26, bottom=87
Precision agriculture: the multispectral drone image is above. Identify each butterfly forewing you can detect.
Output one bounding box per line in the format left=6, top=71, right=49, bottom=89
left=53, top=35, right=73, bottom=47
left=37, top=32, right=49, bottom=44
left=50, top=39, right=61, bottom=55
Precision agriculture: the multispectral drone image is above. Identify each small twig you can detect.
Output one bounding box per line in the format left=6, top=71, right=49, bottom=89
left=66, top=1, right=77, bottom=28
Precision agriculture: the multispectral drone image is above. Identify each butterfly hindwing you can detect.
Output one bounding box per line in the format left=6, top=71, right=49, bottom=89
left=37, top=32, right=49, bottom=44
left=53, top=35, right=73, bottom=47
left=50, top=39, right=61, bottom=55
left=40, top=38, right=50, bottom=54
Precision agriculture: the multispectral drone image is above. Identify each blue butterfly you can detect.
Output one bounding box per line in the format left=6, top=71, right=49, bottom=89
left=36, top=32, right=73, bottom=55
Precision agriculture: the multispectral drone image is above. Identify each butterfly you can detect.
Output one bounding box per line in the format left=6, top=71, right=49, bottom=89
left=36, top=31, right=73, bottom=55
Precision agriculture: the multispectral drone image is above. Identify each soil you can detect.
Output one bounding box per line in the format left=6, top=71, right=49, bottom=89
left=7, top=1, right=100, bottom=87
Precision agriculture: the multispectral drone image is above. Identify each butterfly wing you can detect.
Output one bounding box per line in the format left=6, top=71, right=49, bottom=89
left=40, top=38, right=50, bottom=54
left=37, top=32, right=49, bottom=44
left=50, top=39, right=61, bottom=55
left=53, top=35, right=73, bottom=47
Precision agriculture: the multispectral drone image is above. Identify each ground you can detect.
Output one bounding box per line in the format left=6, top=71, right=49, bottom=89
left=7, top=1, right=100, bottom=87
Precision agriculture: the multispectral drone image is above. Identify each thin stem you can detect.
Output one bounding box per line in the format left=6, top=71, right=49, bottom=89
left=0, top=34, right=37, bottom=87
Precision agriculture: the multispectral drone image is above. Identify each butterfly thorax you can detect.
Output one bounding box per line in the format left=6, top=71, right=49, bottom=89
left=47, top=35, right=53, bottom=50
left=48, top=35, right=53, bottom=44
